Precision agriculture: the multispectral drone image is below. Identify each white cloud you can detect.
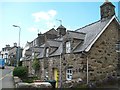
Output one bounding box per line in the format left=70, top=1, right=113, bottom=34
left=32, top=10, right=57, bottom=22
left=27, top=27, right=38, bottom=32
left=31, top=10, right=57, bottom=33
left=48, top=10, right=57, bottom=17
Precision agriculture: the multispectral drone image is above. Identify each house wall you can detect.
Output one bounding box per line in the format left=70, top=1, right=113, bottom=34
left=22, top=60, right=33, bottom=75
left=40, top=19, right=120, bottom=88
left=87, top=19, right=120, bottom=81
left=40, top=53, right=87, bottom=87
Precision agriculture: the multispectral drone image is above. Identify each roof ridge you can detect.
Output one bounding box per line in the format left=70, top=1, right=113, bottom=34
left=75, top=20, right=101, bottom=31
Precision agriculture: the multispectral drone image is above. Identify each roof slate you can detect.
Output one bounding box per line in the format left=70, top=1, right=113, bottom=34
left=37, top=17, right=114, bottom=57
left=65, top=30, right=86, bottom=40
left=74, top=18, right=111, bottom=53
left=45, top=28, right=58, bottom=35
left=32, top=15, right=119, bottom=59
left=46, top=40, right=61, bottom=47
left=50, top=42, right=63, bottom=56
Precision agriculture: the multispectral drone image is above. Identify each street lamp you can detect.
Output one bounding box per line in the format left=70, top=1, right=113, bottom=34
left=13, top=25, right=21, bottom=67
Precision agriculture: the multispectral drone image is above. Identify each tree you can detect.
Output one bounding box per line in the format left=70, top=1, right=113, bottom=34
left=32, top=57, right=40, bottom=74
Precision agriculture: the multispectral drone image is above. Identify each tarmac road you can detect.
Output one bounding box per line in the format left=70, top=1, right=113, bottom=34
left=0, top=66, right=15, bottom=89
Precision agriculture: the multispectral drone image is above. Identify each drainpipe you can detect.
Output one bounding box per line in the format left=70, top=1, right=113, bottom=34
left=59, top=53, right=62, bottom=88
left=87, top=56, right=88, bottom=85
left=82, top=51, right=89, bottom=85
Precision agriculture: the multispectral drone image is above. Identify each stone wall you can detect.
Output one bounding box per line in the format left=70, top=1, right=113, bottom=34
left=22, top=60, right=33, bottom=75
left=40, top=54, right=87, bottom=87
left=38, top=19, right=120, bottom=87
left=87, top=19, right=119, bottom=81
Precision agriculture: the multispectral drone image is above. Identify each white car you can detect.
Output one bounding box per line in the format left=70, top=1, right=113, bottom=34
left=32, top=82, right=52, bottom=88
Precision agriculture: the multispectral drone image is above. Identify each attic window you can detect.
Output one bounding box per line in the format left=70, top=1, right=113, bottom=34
left=116, top=42, right=120, bottom=52
left=66, top=41, right=71, bottom=53
left=46, top=48, right=49, bottom=57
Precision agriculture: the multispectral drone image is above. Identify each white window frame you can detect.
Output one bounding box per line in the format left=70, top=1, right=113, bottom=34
left=46, top=48, right=49, bottom=57
left=116, top=43, right=120, bottom=52
left=66, top=68, right=72, bottom=80
left=66, top=41, right=71, bottom=53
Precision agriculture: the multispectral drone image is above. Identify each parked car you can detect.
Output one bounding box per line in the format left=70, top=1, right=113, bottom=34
left=0, top=58, right=5, bottom=69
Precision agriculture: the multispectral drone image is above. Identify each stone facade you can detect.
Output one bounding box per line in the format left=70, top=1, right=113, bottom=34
left=38, top=19, right=120, bottom=87
left=9, top=43, right=23, bottom=66
left=87, top=19, right=119, bottom=81
left=22, top=1, right=120, bottom=88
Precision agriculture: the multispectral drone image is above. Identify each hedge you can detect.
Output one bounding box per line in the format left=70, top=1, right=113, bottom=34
left=13, top=66, right=28, bottom=79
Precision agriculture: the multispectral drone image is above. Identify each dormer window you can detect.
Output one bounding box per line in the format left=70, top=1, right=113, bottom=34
left=116, top=42, right=120, bottom=52
left=46, top=48, right=49, bottom=57
left=66, top=41, right=71, bottom=53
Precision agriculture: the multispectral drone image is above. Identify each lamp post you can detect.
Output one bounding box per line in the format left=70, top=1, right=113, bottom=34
left=13, top=25, right=21, bottom=67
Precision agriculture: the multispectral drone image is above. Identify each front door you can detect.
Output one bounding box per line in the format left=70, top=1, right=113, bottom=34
left=53, top=68, right=59, bottom=88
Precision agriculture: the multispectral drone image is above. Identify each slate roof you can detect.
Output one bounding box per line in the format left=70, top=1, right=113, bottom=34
left=37, top=16, right=118, bottom=58
left=45, top=28, right=58, bottom=35
left=50, top=42, right=63, bottom=57
left=25, top=49, right=32, bottom=56
left=46, top=40, right=61, bottom=47
left=73, top=16, right=113, bottom=53
left=40, top=44, right=45, bottom=48
left=65, top=30, right=86, bottom=40
left=33, top=46, right=43, bottom=53
left=37, top=40, right=62, bottom=58
left=37, top=48, right=45, bottom=59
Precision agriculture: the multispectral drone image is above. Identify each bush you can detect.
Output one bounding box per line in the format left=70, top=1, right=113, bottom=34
left=32, top=57, right=40, bottom=74
left=13, top=66, right=28, bottom=79
left=22, top=76, right=39, bottom=83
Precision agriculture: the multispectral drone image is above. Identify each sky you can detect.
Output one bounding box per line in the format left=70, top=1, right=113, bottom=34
left=0, top=0, right=119, bottom=51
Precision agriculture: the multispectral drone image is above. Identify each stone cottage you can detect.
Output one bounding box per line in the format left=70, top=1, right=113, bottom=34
left=22, top=27, right=59, bottom=74
left=36, top=1, right=120, bottom=88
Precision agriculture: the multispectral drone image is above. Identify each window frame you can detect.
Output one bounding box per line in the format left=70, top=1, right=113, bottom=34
left=116, top=43, right=120, bottom=52
left=66, top=41, right=71, bottom=53
left=66, top=68, right=73, bottom=80
left=46, top=48, right=49, bottom=57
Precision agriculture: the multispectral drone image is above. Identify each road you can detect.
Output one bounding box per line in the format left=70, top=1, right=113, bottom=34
left=0, top=66, right=15, bottom=89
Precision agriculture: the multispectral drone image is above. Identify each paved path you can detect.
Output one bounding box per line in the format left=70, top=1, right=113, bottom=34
left=0, top=66, right=15, bottom=89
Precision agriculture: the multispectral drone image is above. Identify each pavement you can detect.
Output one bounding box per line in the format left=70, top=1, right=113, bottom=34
left=0, top=66, right=15, bottom=89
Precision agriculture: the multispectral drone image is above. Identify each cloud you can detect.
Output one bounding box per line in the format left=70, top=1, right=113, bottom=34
left=32, top=10, right=57, bottom=22
left=27, top=27, right=38, bottom=32
left=48, top=10, right=57, bottom=17
left=31, top=10, right=57, bottom=33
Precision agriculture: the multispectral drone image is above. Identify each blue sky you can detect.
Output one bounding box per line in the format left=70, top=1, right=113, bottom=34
left=0, top=0, right=119, bottom=50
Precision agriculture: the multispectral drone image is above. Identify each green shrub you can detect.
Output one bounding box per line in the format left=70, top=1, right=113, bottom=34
left=13, top=66, right=28, bottom=79
left=32, top=57, right=40, bottom=74
left=22, top=78, right=33, bottom=83
left=22, top=76, right=39, bottom=83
